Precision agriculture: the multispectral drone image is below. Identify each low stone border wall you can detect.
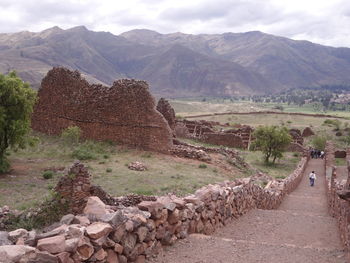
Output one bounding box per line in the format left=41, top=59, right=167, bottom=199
left=324, top=142, right=350, bottom=259
left=0, top=157, right=308, bottom=262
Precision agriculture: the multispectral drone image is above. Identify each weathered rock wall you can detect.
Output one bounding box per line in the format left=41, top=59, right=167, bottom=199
left=156, top=98, right=176, bottom=131
left=31, top=67, right=173, bottom=153
left=324, top=142, right=350, bottom=260
left=201, top=132, right=245, bottom=148
left=1, top=157, right=308, bottom=262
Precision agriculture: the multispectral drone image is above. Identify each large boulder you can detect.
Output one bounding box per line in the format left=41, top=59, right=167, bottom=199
left=0, top=245, right=35, bottom=263
left=83, top=196, right=109, bottom=219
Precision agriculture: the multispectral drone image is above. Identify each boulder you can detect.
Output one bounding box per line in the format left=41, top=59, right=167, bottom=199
left=106, top=249, right=119, bottom=263
left=8, top=228, right=29, bottom=243
left=0, top=245, right=35, bottom=263
left=128, top=161, right=147, bottom=171
left=19, top=250, right=58, bottom=263
left=76, top=237, right=94, bottom=261
left=60, top=214, right=75, bottom=225
left=56, top=252, right=74, bottom=263
left=0, top=231, right=12, bottom=245
left=83, top=196, right=109, bottom=219
left=86, top=222, right=113, bottom=239
left=37, top=235, right=66, bottom=254
left=101, top=210, right=127, bottom=227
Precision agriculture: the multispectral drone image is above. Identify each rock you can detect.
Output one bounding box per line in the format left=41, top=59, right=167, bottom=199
left=72, top=215, right=90, bottom=226
left=0, top=231, right=12, bottom=245
left=19, top=250, right=58, bottom=263
left=8, top=228, right=29, bottom=243
left=65, top=225, right=85, bottom=239
left=76, top=237, right=94, bottom=261
left=112, top=224, right=126, bottom=243
left=128, top=161, right=147, bottom=171
left=86, top=222, right=113, bottom=239
left=118, top=254, right=128, bottom=263
left=36, top=224, right=68, bottom=240
left=56, top=252, right=74, bottom=263
left=168, top=209, right=180, bottom=224
left=106, top=249, right=119, bottom=263
left=37, top=235, right=66, bottom=254
left=94, top=248, right=107, bottom=261
left=101, top=210, right=127, bottom=227
left=138, top=201, right=164, bottom=219
left=65, top=238, right=79, bottom=253
left=157, top=196, right=176, bottom=211
left=83, top=196, right=109, bottom=219
left=0, top=245, right=35, bottom=262
left=302, top=127, right=315, bottom=137
left=114, top=243, right=124, bottom=254
left=60, top=214, right=75, bottom=225
left=135, top=255, right=146, bottom=263
left=121, top=233, right=137, bottom=255
left=137, top=226, right=149, bottom=242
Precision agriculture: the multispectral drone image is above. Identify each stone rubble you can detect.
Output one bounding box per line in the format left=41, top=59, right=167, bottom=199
left=128, top=162, right=147, bottom=171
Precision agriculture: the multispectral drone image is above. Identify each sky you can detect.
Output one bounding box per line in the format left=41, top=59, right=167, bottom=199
left=1, top=0, right=350, bottom=47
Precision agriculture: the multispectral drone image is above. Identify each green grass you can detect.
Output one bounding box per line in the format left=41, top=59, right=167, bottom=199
left=1, top=132, right=243, bottom=209
left=240, top=150, right=301, bottom=179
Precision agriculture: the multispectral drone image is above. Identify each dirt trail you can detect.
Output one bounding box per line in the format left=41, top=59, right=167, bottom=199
left=149, top=159, right=346, bottom=263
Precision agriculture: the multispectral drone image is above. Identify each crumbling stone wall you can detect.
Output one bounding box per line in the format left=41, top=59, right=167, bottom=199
left=157, top=98, right=176, bottom=131
left=55, top=162, right=92, bottom=214
left=325, top=142, right=350, bottom=260
left=201, top=133, right=245, bottom=148
left=1, top=157, right=308, bottom=262
left=31, top=67, right=173, bottom=153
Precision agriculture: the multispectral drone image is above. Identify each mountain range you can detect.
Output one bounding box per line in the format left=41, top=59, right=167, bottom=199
left=1, top=26, right=350, bottom=97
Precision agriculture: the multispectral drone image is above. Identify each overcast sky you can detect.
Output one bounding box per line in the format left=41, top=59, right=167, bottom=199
left=1, top=0, right=350, bottom=47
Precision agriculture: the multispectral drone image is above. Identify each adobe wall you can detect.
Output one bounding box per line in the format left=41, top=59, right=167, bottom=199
left=324, top=142, right=350, bottom=259
left=31, top=67, right=173, bottom=153
left=2, top=157, right=309, bottom=262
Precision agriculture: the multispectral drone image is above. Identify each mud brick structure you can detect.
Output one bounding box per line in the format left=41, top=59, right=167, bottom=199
left=157, top=98, right=176, bottom=131
left=31, top=67, right=173, bottom=153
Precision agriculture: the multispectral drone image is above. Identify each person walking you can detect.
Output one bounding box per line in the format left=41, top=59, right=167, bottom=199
left=309, top=171, right=316, bottom=186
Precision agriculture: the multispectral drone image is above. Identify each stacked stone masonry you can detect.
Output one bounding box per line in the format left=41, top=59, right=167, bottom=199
left=31, top=67, right=173, bottom=153
left=324, top=142, right=350, bottom=260
left=1, top=156, right=309, bottom=262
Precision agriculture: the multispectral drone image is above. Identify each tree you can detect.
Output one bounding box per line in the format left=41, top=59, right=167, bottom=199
left=251, top=125, right=292, bottom=164
left=0, top=72, right=37, bottom=173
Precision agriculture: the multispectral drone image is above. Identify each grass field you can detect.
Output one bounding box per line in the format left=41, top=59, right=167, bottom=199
left=1, top=133, right=245, bottom=210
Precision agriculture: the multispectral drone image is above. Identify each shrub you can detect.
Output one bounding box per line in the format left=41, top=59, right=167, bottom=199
left=42, top=170, right=54, bottom=179
left=106, top=168, right=112, bottom=173
left=311, top=135, right=327, bottom=150
left=323, top=119, right=341, bottom=130
left=71, top=144, right=96, bottom=160
left=61, top=126, right=81, bottom=145
left=198, top=164, right=207, bottom=169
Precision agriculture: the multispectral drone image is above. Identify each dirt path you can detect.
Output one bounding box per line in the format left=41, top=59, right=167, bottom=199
left=149, top=159, right=346, bottom=263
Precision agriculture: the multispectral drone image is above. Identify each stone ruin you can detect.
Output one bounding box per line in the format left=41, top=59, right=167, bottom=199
left=324, top=143, right=350, bottom=260
left=0, top=156, right=309, bottom=262
left=302, top=127, right=315, bottom=137
left=31, top=67, right=173, bottom=153
left=156, top=98, right=176, bottom=132
left=289, top=128, right=304, bottom=145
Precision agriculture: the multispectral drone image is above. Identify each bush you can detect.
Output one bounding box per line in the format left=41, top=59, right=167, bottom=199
left=198, top=164, right=207, bottom=169
left=106, top=168, right=112, bottom=173
left=61, top=126, right=81, bottom=145
left=311, top=135, right=327, bottom=150
left=323, top=119, right=341, bottom=130
left=71, top=141, right=108, bottom=160
left=42, top=170, right=54, bottom=179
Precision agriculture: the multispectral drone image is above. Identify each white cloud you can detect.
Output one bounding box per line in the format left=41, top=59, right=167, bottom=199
left=0, top=0, right=350, bottom=47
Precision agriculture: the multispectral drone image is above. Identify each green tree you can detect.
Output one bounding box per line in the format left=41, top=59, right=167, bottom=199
left=252, top=125, right=292, bottom=164
left=0, top=72, right=37, bottom=173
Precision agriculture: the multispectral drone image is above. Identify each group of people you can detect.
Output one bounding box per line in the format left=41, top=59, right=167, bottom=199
left=310, top=148, right=324, bottom=159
